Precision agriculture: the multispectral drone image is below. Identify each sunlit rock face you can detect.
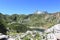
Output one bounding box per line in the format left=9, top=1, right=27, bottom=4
left=45, top=24, right=60, bottom=40
left=53, top=24, right=60, bottom=39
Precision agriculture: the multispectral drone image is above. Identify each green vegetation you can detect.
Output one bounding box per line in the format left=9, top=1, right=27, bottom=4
left=8, top=23, right=29, bottom=33
left=0, top=11, right=60, bottom=34
left=0, top=15, right=7, bottom=35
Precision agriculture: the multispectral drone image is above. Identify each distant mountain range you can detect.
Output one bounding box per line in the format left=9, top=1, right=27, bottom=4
left=0, top=11, right=60, bottom=29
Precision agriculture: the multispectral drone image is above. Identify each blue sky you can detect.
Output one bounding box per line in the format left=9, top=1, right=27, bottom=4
left=0, top=0, right=60, bottom=15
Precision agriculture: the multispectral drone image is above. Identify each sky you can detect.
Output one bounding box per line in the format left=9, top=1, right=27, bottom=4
left=0, top=0, right=60, bottom=15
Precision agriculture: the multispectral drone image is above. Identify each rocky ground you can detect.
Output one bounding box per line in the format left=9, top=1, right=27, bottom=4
left=0, top=24, right=60, bottom=40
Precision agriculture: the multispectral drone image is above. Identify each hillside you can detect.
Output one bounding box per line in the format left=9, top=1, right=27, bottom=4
left=0, top=11, right=60, bottom=33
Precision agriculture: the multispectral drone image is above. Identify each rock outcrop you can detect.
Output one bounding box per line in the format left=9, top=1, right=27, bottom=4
left=45, top=24, right=60, bottom=40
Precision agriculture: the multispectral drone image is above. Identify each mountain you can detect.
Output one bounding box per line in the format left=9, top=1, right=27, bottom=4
left=0, top=11, right=60, bottom=33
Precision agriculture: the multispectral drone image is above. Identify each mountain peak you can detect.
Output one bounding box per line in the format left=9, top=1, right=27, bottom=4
left=34, top=10, right=48, bottom=14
